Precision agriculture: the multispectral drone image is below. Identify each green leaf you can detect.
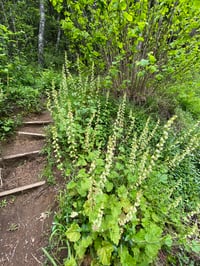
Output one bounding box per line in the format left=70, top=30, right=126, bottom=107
left=164, top=235, right=173, bottom=248
left=64, top=257, right=77, bottom=266
left=67, top=181, right=77, bottom=190
left=119, top=246, right=135, bottom=266
left=95, top=193, right=108, bottom=205
left=159, top=173, right=168, bottom=184
left=148, top=53, right=156, bottom=63
left=123, top=12, right=133, bottom=22
left=117, top=185, right=128, bottom=198
left=120, top=1, right=127, bottom=11
left=116, top=162, right=124, bottom=171
left=2, top=126, right=11, bottom=132
left=75, top=236, right=93, bottom=259
left=77, top=168, right=88, bottom=178
left=144, top=223, right=162, bottom=242
left=109, top=222, right=121, bottom=245
left=105, top=181, right=113, bottom=192
left=191, top=240, right=200, bottom=253
left=128, top=28, right=138, bottom=38
left=149, top=65, right=158, bottom=73
left=110, top=198, right=122, bottom=218
left=88, top=151, right=99, bottom=161
left=66, top=223, right=81, bottom=242
left=102, top=210, right=121, bottom=245
left=145, top=243, right=161, bottom=262
left=137, top=70, right=145, bottom=77
left=77, top=157, right=87, bottom=166
left=97, top=241, right=114, bottom=265
left=117, top=42, right=123, bottom=49
left=134, top=228, right=146, bottom=245
left=137, top=21, right=147, bottom=31
left=77, top=177, right=91, bottom=197
left=151, top=213, right=160, bottom=222
left=137, top=59, right=149, bottom=67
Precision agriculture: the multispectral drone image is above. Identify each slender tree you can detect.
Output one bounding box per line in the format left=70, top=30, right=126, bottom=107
left=38, top=0, right=45, bottom=66
left=55, top=14, right=61, bottom=52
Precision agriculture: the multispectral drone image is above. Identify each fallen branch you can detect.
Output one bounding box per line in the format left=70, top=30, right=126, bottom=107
left=0, top=181, right=46, bottom=197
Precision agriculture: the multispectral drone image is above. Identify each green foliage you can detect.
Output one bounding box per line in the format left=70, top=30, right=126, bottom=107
left=168, top=76, right=200, bottom=118
left=0, top=0, right=65, bottom=140
left=0, top=118, right=15, bottom=140
left=47, top=66, right=200, bottom=265
left=0, top=65, right=62, bottom=140
left=0, top=24, right=16, bottom=82
left=39, top=68, right=62, bottom=91
left=50, top=0, right=200, bottom=99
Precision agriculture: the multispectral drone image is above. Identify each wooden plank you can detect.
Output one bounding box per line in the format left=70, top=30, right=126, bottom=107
left=23, top=120, right=52, bottom=125
left=0, top=150, right=41, bottom=161
left=0, top=181, right=46, bottom=197
left=17, top=131, right=46, bottom=137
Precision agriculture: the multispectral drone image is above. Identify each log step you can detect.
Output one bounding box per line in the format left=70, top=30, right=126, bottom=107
left=23, top=120, right=52, bottom=125
left=17, top=131, right=46, bottom=138
left=0, top=181, right=46, bottom=197
left=0, top=150, right=41, bottom=161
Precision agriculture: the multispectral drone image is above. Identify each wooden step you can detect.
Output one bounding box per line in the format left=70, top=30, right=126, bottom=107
left=17, top=131, right=46, bottom=138
left=23, top=120, right=52, bottom=125
left=0, top=150, right=41, bottom=161
left=0, top=181, right=46, bottom=197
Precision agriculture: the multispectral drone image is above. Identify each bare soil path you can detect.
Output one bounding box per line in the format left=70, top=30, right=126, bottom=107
left=0, top=111, right=58, bottom=265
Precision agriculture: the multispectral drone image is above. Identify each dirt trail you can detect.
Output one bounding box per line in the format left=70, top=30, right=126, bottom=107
left=0, top=111, right=57, bottom=266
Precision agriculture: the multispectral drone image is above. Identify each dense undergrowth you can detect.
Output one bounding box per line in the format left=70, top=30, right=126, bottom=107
left=0, top=56, right=199, bottom=265
left=0, top=64, right=61, bottom=141
left=43, top=62, right=200, bottom=266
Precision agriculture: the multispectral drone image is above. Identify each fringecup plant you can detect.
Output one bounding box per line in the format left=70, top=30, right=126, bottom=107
left=47, top=61, right=200, bottom=265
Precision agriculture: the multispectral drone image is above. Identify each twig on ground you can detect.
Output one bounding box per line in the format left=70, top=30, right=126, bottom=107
left=11, top=240, right=19, bottom=259
left=31, top=253, right=42, bottom=264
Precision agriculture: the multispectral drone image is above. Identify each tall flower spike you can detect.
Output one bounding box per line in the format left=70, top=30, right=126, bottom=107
left=136, top=115, right=177, bottom=186
left=66, top=100, right=78, bottom=162
left=61, top=65, right=68, bottom=96
left=129, top=133, right=138, bottom=175
left=138, top=117, right=150, bottom=153
left=84, top=111, right=96, bottom=152
left=126, top=111, right=135, bottom=141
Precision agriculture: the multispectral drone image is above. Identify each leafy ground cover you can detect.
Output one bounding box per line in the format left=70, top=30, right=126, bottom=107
left=168, top=75, right=200, bottom=119
left=44, top=62, right=200, bottom=266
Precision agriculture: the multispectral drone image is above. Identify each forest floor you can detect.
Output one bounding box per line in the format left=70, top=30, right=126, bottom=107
left=0, top=111, right=59, bottom=266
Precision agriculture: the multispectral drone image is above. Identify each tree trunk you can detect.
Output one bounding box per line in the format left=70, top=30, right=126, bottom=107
left=56, top=14, right=61, bottom=52
left=38, top=0, right=45, bottom=66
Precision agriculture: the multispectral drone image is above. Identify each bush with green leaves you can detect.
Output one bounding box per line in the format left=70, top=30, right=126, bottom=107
left=50, top=0, right=200, bottom=100
left=46, top=65, right=200, bottom=265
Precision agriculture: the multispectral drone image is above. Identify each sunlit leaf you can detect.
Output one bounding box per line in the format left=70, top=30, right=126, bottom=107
left=66, top=223, right=81, bottom=242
